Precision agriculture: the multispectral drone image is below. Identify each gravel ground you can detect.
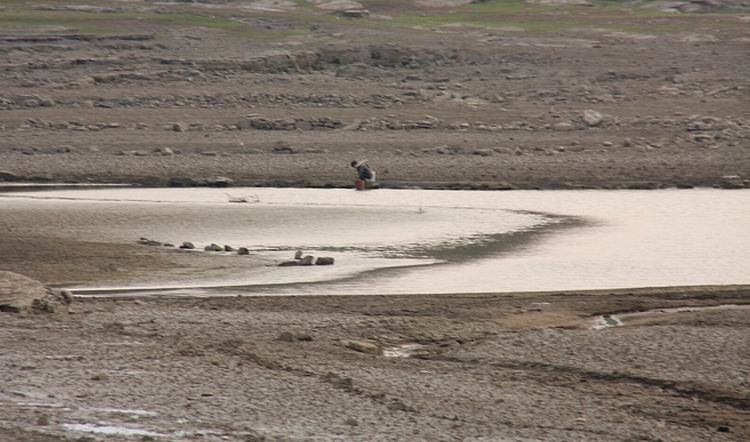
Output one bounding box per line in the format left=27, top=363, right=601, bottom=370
left=1, top=288, right=748, bottom=441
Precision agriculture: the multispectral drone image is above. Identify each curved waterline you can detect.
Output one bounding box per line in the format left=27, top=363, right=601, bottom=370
left=71, top=214, right=584, bottom=297
left=6, top=187, right=748, bottom=296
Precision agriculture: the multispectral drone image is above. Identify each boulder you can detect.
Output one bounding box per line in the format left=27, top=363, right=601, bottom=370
left=179, top=242, right=195, bottom=249
left=315, top=257, right=335, bottom=265
left=294, top=250, right=304, bottom=260
left=0, top=170, right=21, bottom=182
left=0, top=271, right=72, bottom=314
left=154, top=147, right=174, bottom=156
left=224, top=245, right=235, bottom=252
left=299, top=255, right=315, bottom=266
left=204, top=243, right=223, bottom=252
left=272, top=141, right=298, bottom=154
left=206, top=176, right=234, bottom=187
left=552, top=122, right=575, bottom=131
left=137, top=238, right=162, bottom=246
left=343, top=339, right=382, bottom=355
left=237, top=247, right=250, bottom=255
left=339, top=9, right=370, bottom=18
left=278, top=331, right=314, bottom=342
left=472, top=148, right=494, bottom=157
left=278, top=260, right=300, bottom=267
left=173, top=122, right=188, bottom=132
left=169, top=177, right=202, bottom=187
left=719, top=175, right=745, bottom=189
left=582, top=110, right=604, bottom=127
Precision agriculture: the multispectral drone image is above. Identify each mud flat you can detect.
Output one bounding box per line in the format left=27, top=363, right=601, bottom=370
left=1, top=284, right=749, bottom=441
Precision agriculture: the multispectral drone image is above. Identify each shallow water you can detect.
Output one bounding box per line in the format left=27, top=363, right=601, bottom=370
left=2, top=187, right=749, bottom=296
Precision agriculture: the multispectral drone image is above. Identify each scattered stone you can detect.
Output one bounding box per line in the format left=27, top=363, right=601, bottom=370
left=137, top=238, right=162, bottom=246
left=339, top=9, right=370, bottom=18
left=272, top=141, right=298, bottom=154
left=582, top=109, right=604, bottom=127
left=154, top=147, right=174, bottom=156
left=472, top=148, right=494, bottom=157
left=237, top=247, right=250, bottom=255
left=0, top=170, right=21, bottom=182
left=224, top=245, right=235, bottom=252
left=278, top=331, right=314, bottom=342
left=206, top=176, right=234, bottom=187
left=91, top=373, right=107, bottom=381
left=343, top=340, right=382, bottom=355
left=315, top=257, right=335, bottom=265
left=344, top=418, right=359, bottom=426
left=294, top=250, right=303, bottom=260
left=299, top=255, right=315, bottom=266
left=173, top=122, right=188, bottom=132
left=179, top=242, right=195, bottom=249
left=169, top=177, right=200, bottom=187
left=719, top=175, right=745, bottom=189
left=552, top=122, right=575, bottom=131
left=204, top=243, right=223, bottom=252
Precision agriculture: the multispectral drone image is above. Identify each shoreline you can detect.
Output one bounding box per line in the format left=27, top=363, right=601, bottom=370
left=1, top=175, right=747, bottom=191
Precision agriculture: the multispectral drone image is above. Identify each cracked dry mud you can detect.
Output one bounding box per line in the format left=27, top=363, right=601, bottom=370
left=1, top=287, right=749, bottom=441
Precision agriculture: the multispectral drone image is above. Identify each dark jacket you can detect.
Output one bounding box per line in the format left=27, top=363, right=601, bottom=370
left=356, top=163, right=374, bottom=181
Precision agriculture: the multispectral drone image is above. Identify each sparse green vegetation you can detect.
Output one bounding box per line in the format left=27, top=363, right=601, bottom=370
left=0, top=7, right=304, bottom=40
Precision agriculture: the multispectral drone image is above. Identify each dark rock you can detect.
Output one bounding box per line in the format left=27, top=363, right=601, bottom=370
left=204, top=243, right=223, bottom=252
left=224, top=245, right=235, bottom=252
left=237, top=247, right=250, bottom=255
left=278, top=331, right=313, bottom=342
left=719, top=175, right=744, bottom=189
left=169, top=177, right=200, bottom=187
left=179, top=242, right=195, bottom=249
left=339, top=9, right=370, bottom=18
left=272, top=141, right=298, bottom=154
left=278, top=261, right=299, bottom=267
left=137, top=238, right=162, bottom=246
left=173, top=122, right=188, bottom=132
left=0, top=170, right=21, bottom=182
left=343, top=340, right=382, bottom=355
left=299, top=255, right=315, bottom=266
left=206, top=176, right=234, bottom=187
left=315, top=257, right=335, bottom=266
left=294, top=250, right=303, bottom=260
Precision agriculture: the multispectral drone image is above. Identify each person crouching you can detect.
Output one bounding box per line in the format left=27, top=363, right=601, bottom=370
left=351, top=160, right=376, bottom=190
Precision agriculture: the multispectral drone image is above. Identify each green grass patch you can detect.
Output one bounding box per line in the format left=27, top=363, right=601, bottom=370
left=0, top=7, right=304, bottom=41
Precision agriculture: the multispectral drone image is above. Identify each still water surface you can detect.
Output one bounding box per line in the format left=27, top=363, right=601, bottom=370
left=3, top=187, right=748, bottom=296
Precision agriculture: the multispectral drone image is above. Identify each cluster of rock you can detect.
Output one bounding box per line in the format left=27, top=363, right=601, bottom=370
left=137, top=238, right=250, bottom=255
left=21, top=117, right=121, bottom=131
left=0, top=94, right=55, bottom=110
left=278, top=251, right=335, bottom=267
left=645, top=0, right=750, bottom=13
left=2, top=89, right=418, bottom=110
left=237, top=115, right=344, bottom=131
